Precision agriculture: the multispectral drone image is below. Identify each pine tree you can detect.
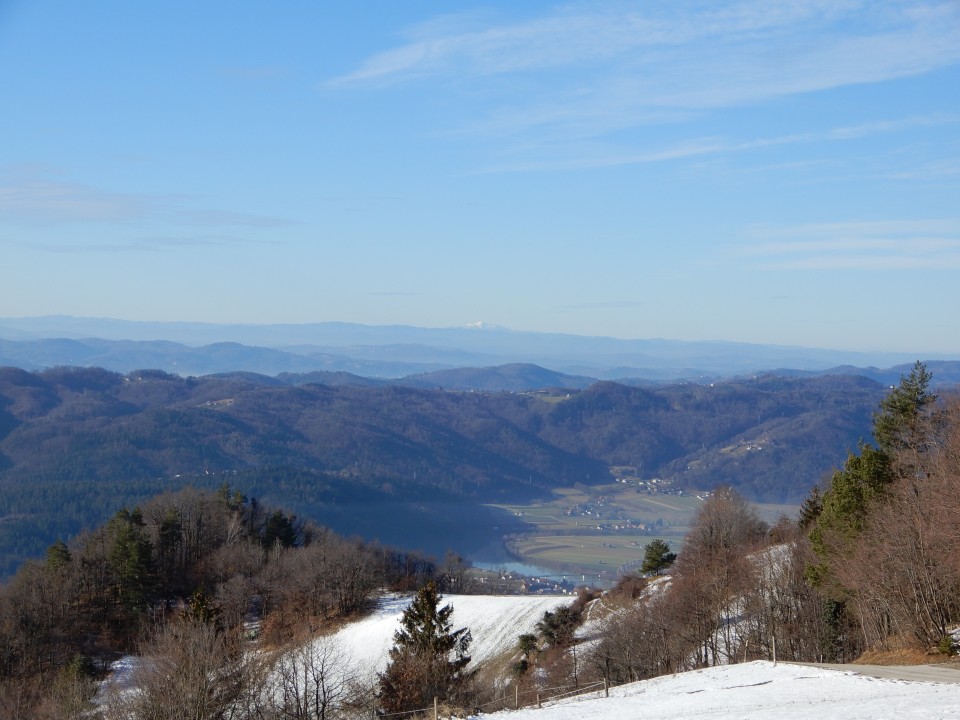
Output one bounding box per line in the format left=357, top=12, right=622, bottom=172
left=535, top=606, right=580, bottom=648
left=641, top=538, right=677, bottom=575
left=378, top=581, right=472, bottom=714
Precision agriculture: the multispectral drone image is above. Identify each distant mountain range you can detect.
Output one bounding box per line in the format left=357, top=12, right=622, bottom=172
left=1, top=316, right=956, bottom=384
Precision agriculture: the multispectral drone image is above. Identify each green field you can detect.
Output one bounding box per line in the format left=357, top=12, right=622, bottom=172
left=490, top=482, right=798, bottom=582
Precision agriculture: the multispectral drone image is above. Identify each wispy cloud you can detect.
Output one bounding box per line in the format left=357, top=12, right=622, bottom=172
left=0, top=172, right=293, bottom=228
left=331, top=1, right=960, bottom=148
left=10, top=234, right=280, bottom=254
left=475, top=115, right=956, bottom=173
left=557, top=300, right=645, bottom=311
left=332, top=2, right=867, bottom=86
left=884, top=157, right=960, bottom=180
left=0, top=179, right=151, bottom=224
left=174, top=208, right=291, bottom=228
left=737, top=219, right=960, bottom=270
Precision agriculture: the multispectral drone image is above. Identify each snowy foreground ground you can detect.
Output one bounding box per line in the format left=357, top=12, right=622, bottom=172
left=102, top=594, right=960, bottom=718
left=473, top=660, right=960, bottom=720
left=328, top=595, right=960, bottom=718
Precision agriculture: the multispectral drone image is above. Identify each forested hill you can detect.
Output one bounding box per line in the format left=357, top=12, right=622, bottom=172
left=0, top=366, right=886, bottom=575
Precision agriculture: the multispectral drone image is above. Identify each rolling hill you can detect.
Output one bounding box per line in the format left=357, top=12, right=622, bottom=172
left=0, top=366, right=890, bottom=577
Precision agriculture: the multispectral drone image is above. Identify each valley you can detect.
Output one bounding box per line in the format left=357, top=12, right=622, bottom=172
left=0, top=366, right=875, bottom=578
left=491, top=481, right=799, bottom=581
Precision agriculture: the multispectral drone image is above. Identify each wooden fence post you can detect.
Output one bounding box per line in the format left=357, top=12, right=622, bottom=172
left=434, top=696, right=438, bottom=720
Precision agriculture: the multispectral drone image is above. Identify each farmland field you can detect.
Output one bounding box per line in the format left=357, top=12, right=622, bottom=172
left=489, top=482, right=799, bottom=583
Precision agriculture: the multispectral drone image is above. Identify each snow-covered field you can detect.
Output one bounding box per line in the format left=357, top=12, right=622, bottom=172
left=99, top=593, right=960, bottom=719
left=328, top=593, right=572, bottom=679
left=471, top=660, right=960, bottom=720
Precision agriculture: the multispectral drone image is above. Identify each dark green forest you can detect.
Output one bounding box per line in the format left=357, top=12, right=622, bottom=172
left=0, top=366, right=886, bottom=576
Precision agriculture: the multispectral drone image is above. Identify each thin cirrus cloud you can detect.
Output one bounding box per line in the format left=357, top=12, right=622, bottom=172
left=737, top=220, right=960, bottom=270
left=474, top=114, right=957, bottom=173
left=0, top=177, right=293, bottom=229
left=19, top=235, right=267, bottom=254
left=331, top=1, right=960, bottom=144
left=557, top=300, right=646, bottom=311
left=0, top=179, right=152, bottom=225
left=332, top=1, right=860, bottom=85
left=885, top=157, right=960, bottom=180
left=175, top=208, right=292, bottom=228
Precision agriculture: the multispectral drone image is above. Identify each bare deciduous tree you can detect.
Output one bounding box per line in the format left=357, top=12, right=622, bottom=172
left=272, top=634, right=355, bottom=720
left=590, top=590, right=680, bottom=684
left=831, top=396, right=960, bottom=650
left=672, top=487, right=765, bottom=666
left=103, top=617, right=268, bottom=720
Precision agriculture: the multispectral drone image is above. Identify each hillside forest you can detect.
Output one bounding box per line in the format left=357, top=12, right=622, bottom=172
left=0, top=366, right=885, bottom=576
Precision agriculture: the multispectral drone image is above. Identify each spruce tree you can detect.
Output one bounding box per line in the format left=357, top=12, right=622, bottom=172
left=873, top=360, right=937, bottom=456
left=797, top=485, right=823, bottom=530
left=108, top=507, right=154, bottom=613
left=378, top=581, right=472, bottom=714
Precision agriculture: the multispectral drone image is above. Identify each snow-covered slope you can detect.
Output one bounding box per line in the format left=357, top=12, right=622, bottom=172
left=328, top=594, right=571, bottom=679
left=469, top=660, right=960, bottom=720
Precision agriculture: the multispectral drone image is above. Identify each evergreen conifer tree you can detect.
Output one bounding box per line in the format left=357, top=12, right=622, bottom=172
left=641, top=538, right=677, bottom=575
left=378, top=581, right=471, bottom=714
left=873, top=360, right=937, bottom=456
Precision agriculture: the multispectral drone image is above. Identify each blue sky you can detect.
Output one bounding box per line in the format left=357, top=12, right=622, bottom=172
left=1, top=1, right=959, bottom=353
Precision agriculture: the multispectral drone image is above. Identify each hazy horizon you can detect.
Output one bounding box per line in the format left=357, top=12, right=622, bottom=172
left=2, top=314, right=956, bottom=367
